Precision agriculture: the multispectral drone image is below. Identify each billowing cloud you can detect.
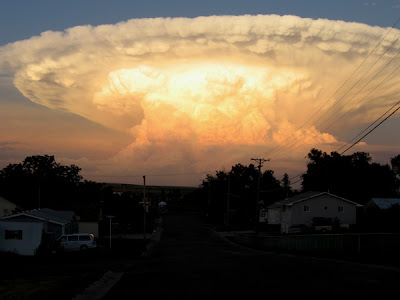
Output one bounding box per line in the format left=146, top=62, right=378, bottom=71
left=1, top=15, right=399, bottom=185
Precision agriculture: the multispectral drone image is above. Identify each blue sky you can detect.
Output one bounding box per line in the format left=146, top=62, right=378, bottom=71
left=1, top=0, right=400, bottom=45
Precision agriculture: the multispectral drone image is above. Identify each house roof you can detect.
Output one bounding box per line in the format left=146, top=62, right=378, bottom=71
left=271, top=191, right=362, bottom=207
left=266, top=202, right=282, bottom=209
left=0, top=215, right=45, bottom=222
left=0, top=208, right=76, bottom=225
left=369, top=198, right=400, bottom=210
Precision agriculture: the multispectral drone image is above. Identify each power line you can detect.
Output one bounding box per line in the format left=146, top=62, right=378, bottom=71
left=339, top=104, right=400, bottom=155
left=271, top=54, right=400, bottom=162
left=289, top=101, right=400, bottom=187
left=311, top=34, right=400, bottom=130
left=264, top=17, right=400, bottom=160
left=315, top=46, right=400, bottom=132
left=323, top=62, right=400, bottom=137
left=337, top=99, right=400, bottom=153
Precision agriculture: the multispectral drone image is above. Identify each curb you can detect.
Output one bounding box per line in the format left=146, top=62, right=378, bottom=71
left=71, top=270, right=124, bottom=300
left=73, top=217, right=164, bottom=299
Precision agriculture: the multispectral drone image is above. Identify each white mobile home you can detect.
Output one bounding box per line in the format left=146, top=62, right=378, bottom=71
left=0, top=208, right=78, bottom=255
left=0, top=217, right=45, bottom=256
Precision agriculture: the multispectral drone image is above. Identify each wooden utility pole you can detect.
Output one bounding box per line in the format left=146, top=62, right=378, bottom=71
left=226, top=174, right=231, bottom=229
left=143, top=175, right=146, bottom=240
left=251, top=158, right=270, bottom=231
left=38, top=183, right=41, bottom=209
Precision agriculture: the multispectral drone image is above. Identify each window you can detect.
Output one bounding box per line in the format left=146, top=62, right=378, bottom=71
left=68, top=236, right=78, bottom=242
left=304, top=205, right=310, bottom=212
left=5, top=230, right=22, bottom=240
left=338, top=206, right=344, bottom=213
left=79, top=235, right=90, bottom=241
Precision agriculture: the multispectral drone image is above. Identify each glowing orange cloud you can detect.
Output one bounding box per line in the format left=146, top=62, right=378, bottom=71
left=1, top=15, right=399, bottom=185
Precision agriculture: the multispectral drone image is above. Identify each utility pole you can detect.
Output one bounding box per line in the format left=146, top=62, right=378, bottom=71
left=207, top=181, right=211, bottom=221
left=143, top=175, right=146, bottom=240
left=226, top=174, right=231, bottom=229
left=38, top=183, right=41, bottom=209
left=251, top=158, right=270, bottom=231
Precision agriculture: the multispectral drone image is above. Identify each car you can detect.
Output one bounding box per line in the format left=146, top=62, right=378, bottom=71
left=158, top=201, right=168, bottom=214
left=56, top=233, right=97, bottom=251
left=288, top=224, right=310, bottom=234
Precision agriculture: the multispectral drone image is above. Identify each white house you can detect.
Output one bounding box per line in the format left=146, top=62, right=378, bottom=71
left=0, top=208, right=78, bottom=255
left=268, top=191, right=363, bottom=234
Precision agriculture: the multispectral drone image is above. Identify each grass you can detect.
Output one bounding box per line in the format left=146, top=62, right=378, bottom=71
left=0, top=239, right=149, bottom=299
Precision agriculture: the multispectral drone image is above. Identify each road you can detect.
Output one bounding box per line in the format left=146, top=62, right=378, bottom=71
left=103, top=212, right=400, bottom=299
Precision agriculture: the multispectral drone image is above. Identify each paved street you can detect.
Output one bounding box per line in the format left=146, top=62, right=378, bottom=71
left=103, top=212, right=400, bottom=299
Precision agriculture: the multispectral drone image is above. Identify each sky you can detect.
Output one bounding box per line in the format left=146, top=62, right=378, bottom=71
left=1, top=0, right=400, bottom=188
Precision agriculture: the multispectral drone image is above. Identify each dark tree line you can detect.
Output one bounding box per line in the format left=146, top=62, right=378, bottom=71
left=2, top=151, right=399, bottom=231
left=302, top=149, right=400, bottom=204
left=199, top=163, right=291, bottom=227
left=198, top=150, right=400, bottom=228
left=0, top=155, right=110, bottom=220
left=0, top=155, right=183, bottom=234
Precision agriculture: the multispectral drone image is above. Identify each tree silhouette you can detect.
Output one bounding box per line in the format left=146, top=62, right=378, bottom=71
left=0, top=155, right=82, bottom=209
left=201, top=163, right=283, bottom=226
left=301, top=149, right=399, bottom=204
left=391, top=154, right=400, bottom=177
left=281, top=173, right=292, bottom=198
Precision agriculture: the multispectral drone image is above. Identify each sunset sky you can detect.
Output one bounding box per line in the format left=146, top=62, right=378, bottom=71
left=1, top=0, right=400, bottom=188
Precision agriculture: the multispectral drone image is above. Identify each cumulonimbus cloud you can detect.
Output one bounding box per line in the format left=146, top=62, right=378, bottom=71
left=1, top=15, right=399, bottom=184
